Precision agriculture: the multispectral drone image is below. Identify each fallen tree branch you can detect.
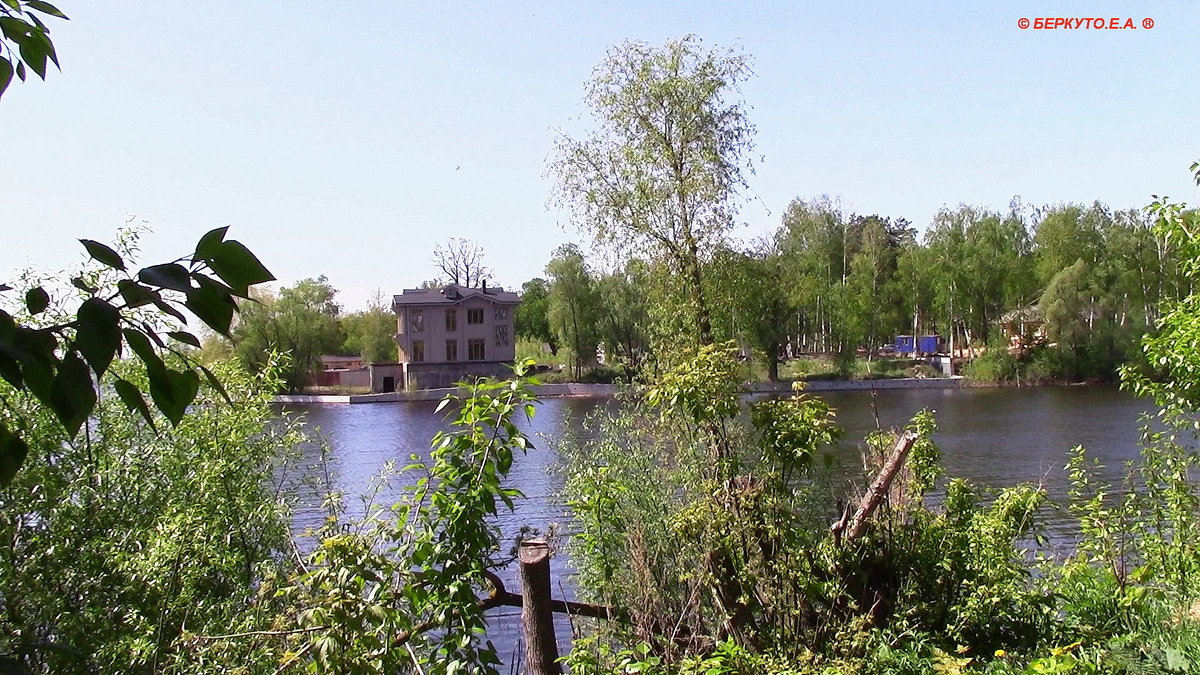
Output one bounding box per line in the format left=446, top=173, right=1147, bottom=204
left=195, top=626, right=329, bottom=641
left=833, top=430, right=919, bottom=543
left=481, top=569, right=624, bottom=621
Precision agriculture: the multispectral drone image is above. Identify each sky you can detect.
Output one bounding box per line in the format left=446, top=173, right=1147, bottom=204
left=1, top=2, right=1197, bottom=311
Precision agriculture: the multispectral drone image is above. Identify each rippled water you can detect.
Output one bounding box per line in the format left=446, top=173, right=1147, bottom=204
left=279, top=384, right=1152, bottom=666
left=808, top=385, right=1153, bottom=546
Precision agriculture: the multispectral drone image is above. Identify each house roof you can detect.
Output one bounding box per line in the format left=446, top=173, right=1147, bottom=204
left=392, top=283, right=520, bottom=307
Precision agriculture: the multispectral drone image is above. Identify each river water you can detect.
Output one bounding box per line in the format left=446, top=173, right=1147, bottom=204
left=280, top=384, right=1153, bottom=666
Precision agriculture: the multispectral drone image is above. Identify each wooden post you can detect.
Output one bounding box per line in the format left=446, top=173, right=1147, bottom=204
left=518, top=539, right=561, bottom=675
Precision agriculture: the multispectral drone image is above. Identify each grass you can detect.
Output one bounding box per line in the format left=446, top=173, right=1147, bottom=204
left=512, top=344, right=947, bottom=385
left=515, top=338, right=569, bottom=367
left=300, top=385, right=373, bottom=395
left=777, top=355, right=943, bottom=382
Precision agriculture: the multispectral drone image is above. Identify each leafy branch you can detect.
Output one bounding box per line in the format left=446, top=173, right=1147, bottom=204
left=0, top=0, right=67, bottom=99
left=0, top=226, right=274, bottom=484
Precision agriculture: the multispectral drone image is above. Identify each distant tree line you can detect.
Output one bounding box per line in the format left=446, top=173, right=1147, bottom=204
left=199, top=277, right=397, bottom=392
left=517, top=198, right=1184, bottom=382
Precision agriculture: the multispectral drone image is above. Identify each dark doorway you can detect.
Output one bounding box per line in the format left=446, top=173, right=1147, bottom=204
left=382, top=376, right=395, bottom=393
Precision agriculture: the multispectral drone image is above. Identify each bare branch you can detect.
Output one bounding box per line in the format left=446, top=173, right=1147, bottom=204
left=432, top=238, right=492, bottom=288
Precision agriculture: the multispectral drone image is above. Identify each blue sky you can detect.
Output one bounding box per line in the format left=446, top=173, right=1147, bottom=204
left=2, top=2, right=1196, bottom=310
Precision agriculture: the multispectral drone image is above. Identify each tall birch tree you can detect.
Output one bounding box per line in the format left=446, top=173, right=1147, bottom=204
left=551, top=35, right=756, bottom=345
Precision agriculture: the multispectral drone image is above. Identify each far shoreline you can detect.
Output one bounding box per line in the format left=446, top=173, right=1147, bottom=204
left=272, top=375, right=1109, bottom=405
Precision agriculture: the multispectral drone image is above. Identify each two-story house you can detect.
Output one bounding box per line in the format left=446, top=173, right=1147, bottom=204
left=391, top=283, right=520, bottom=389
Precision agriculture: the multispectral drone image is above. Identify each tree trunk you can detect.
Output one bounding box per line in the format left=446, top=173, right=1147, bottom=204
left=766, top=342, right=780, bottom=382
left=519, top=540, right=561, bottom=675
left=685, top=253, right=713, bottom=345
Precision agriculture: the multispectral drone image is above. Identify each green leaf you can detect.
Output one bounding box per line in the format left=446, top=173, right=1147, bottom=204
left=25, top=1, right=68, bottom=19
left=0, top=421, right=29, bottom=487
left=14, top=60, right=25, bottom=82
left=116, top=279, right=157, bottom=308
left=79, top=239, right=126, bottom=271
left=48, top=350, right=95, bottom=436
left=30, top=23, right=55, bottom=69
left=75, top=298, right=121, bottom=375
left=166, top=331, right=200, bottom=348
left=198, top=364, right=231, bottom=404
left=0, top=58, right=12, bottom=99
left=0, top=0, right=19, bottom=12
left=113, top=377, right=156, bottom=430
left=138, top=263, right=192, bottom=293
left=206, top=240, right=274, bottom=296
left=70, top=276, right=97, bottom=294
left=149, top=368, right=199, bottom=426
left=0, top=351, right=20, bottom=389
left=194, top=226, right=229, bottom=260
left=1165, top=647, right=1189, bottom=671
left=184, top=275, right=237, bottom=337
left=122, top=328, right=166, bottom=381
left=17, top=32, right=47, bottom=79
left=151, top=297, right=188, bottom=325
left=24, top=286, right=49, bottom=314
left=0, top=17, right=31, bottom=41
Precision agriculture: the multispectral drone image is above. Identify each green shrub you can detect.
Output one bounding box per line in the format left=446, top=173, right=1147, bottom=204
left=558, top=346, right=1056, bottom=670
left=0, top=358, right=305, bottom=672
left=580, top=365, right=626, bottom=384
left=963, top=348, right=1021, bottom=382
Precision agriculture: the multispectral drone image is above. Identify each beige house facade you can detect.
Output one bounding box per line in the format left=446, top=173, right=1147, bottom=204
left=392, top=284, right=520, bottom=389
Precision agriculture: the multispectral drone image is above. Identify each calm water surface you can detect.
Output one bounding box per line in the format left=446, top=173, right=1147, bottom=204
left=280, top=384, right=1152, bottom=664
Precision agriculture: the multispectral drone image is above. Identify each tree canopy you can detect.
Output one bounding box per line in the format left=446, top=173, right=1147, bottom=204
left=231, top=276, right=343, bottom=393
left=552, top=35, right=756, bottom=344
left=340, top=289, right=399, bottom=364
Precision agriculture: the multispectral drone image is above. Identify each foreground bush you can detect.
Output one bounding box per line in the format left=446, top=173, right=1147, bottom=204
left=0, top=358, right=305, bottom=672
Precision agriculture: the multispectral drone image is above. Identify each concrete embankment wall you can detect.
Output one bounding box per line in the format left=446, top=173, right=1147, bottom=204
left=746, top=377, right=966, bottom=393
left=274, top=383, right=620, bottom=404
left=274, top=378, right=965, bottom=405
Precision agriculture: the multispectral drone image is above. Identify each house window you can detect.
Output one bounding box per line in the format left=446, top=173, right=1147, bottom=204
left=446, top=339, right=458, bottom=362
left=412, top=310, right=424, bottom=333
left=495, top=307, right=508, bottom=321
left=467, top=308, right=484, bottom=325
left=445, top=309, right=457, bottom=332
left=411, top=340, right=425, bottom=362
left=468, top=339, right=485, bottom=361
left=495, top=325, right=509, bottom=347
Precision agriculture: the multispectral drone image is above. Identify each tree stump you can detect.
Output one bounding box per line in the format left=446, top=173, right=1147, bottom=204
left=519, top=539, right=561, bottom=675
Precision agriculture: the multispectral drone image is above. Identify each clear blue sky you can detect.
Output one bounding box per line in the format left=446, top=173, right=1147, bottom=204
left=2, top=2, right=1196, bottom=310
